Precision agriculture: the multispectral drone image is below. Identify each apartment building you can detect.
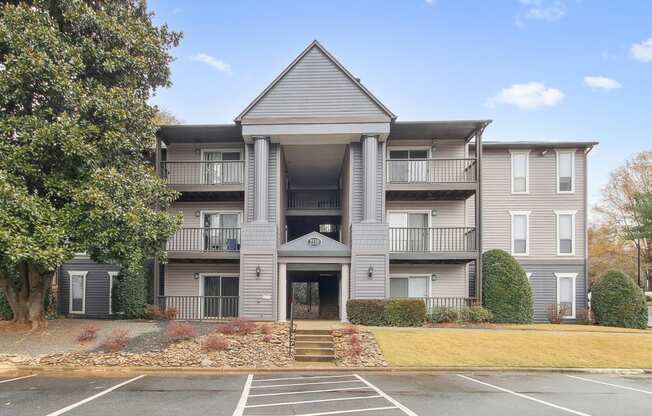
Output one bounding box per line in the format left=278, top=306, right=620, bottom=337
left=57, top=41, right=595, bottom=322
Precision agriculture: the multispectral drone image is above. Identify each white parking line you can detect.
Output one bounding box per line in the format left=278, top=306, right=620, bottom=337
left=248, top=386, right=372, bottom=398
left=232, top=374, right=253, bottom=416
left=566, top=375, right=652, bottom=395
left=354, top=374, right=419, bottom=416
left=290, top=406, right=397, bottom=416
left=250, top=379, right=361, bottom=389
left=245, top=395, right=383, bottom=408
left=253, top=374, right=357, bottom=383
left=0, top=374, right=37, bottom=384
left=44, top=375, right=146, bottom=416
left=458, top=374, right=593, bottom=416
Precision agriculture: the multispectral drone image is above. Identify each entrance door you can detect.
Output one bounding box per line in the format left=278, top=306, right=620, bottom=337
left=203, top=275, right=239, bottom=318
left=291, top=281, right=320, bottom=319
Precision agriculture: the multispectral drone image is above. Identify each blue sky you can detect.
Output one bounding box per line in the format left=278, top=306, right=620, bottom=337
left=148, top=0, right=652, bottom=208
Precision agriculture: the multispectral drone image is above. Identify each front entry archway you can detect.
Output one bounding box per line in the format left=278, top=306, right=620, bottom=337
left=287, top=270, right=340, bottom=320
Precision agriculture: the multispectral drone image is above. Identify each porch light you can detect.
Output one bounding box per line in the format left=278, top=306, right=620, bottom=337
left=367, top=265, right=373, bottom=279
left=431, top=274, right=438, bottom=282
left=255, top=265, right=261, bottom=278
left=193, top=273, right=199, bottom=280
left=194, top=210, right=200, bottom=217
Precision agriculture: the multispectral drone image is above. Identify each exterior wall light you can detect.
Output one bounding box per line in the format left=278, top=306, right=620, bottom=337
left=367, top=265, right=374, bottom=279
left=194, top=210, right=201, bottom=217
left=431, top=274, right=438, bottom=282
left=193, top=273, right=200, bottom=280
left=255, top=265, right=261, bottom=278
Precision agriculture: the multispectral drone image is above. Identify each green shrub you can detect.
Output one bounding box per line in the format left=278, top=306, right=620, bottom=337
left=0, top=289, right=12, bottom=320
left=111, top=262, right=148, bottom=319
left=591, top=270, right=648, bottom=329
left=482, top=249, right=534, bottom=323
left=347, top=300, right=387, bottom=326
left=385, top=299, right=426, bottom=326
left=428, top=306, right=460, bottom=323
left=468, top=305, right=494, bottom=323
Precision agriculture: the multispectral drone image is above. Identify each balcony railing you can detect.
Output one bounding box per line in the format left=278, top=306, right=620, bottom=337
left=166, top=227, right=240, bottom=252
left=389, top=227, right=476, bottom=252
left=287, top=190, right=340, bottom=209
left=423, top=297, right=478, bottom=311
left=386, top=158, right=477, bottom=184
left=160, top=161, right=244, bottom=186
left=157, top=296, right=238, bottom=320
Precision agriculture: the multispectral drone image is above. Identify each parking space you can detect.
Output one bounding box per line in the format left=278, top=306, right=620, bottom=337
left=1, top=371, right=652, bottom=416
left=236, top=373, right=416, bottom=416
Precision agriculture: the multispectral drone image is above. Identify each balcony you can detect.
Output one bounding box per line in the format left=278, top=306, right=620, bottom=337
left=157, top=296, right=238, bottom=320
left=389, top=227, right=477, bottom=261
left=160, top=161, right=245, bottom=192
left=166, top=227, right=240, bottom=259
left=286, top=190, right=341, bottom=216
left=385, top=158, right=477, bottom=199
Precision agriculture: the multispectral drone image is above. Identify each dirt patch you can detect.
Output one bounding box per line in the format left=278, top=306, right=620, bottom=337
left=333, top=326, right=387, bottom=367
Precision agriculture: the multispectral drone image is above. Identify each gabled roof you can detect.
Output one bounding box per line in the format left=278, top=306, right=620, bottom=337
left=278, top=231, right=350, bottom=257
left=235, top=40, right=396, bottom=122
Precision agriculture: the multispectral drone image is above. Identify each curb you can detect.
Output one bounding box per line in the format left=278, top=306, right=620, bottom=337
left=2, top=364, right=650, bottom=376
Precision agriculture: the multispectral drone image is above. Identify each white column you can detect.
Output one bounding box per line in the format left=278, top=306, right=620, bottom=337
left=341, top=263, right=350, bottom=322
left=278, top=262, right=287, bottom=322
left=254, top=136, right=269, bottom=222
left=362, top=135, right=378, bottom=222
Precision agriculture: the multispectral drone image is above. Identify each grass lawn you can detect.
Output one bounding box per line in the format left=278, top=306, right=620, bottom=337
left=496, top=324, right=650, bottom=333
left=371, top=327, right=652, bottom=368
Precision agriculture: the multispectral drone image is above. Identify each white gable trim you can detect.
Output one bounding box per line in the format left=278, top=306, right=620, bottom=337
left=235, top=40, right=395, bottom=122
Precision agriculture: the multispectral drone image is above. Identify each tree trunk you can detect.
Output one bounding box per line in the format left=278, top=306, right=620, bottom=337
left=0, top=262, right=52, bottom=330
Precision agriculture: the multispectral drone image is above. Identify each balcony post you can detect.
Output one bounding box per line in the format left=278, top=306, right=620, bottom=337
left=278, top=262, right=287, bottom=322
left=362, top=135, right=377, bottom=222
left=341, top=263, right=350, bottom=322
left=254, top=136, right=269, bottom=222
left=475, top=126, right=485, bottom=303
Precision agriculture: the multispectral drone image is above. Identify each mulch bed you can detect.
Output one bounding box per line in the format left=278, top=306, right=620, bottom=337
left=332, top=326, right=387, bottom=367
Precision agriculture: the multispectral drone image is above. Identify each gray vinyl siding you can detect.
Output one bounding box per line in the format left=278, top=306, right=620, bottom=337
left=351, top=141, right=384, bottom=223
left=242, top=46, right=389, bottom=121
left=341, top=145, right=351, bottom=245
left=164, top=263, right=240, bottom=297
left=166, top=143, right=244, bottom=162
left=245, top=143, right=278, bottom=223
left=58, top=258, right=119, bottom=318
left=386, top=200, right=466, bottom=227
left=390, top=263, right=468, bottom=297
left=352, top=255, right=386, bottom=298
left=521, top=261, right=587, bottom=323
left=240, top=222, right=277, bottom=320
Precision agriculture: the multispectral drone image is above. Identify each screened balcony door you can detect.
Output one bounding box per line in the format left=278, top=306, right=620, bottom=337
left=389, top=212, right=429, bottom=252
left=203, top=151, right=242, bottom=185
left=389, top=149, right=429, bottom=183
left=204, top=213, right=239, bottom=251
left=203, top=275, right=239, bottom=318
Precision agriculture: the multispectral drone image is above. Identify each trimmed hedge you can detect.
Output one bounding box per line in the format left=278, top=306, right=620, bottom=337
left=428, top=305, right=494, bottom=324
left=347, top=298, right=427, bottom=327
left=591, top=270, right=648, bottom=329
left=482, top=249, right=533, bottom=323
left=111, top=262, right=148, bottom=319
left=385, top=298, right=426, bottom=327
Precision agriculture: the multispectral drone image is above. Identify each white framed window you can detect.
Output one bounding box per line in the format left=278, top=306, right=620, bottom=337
left=200, top=148, right=243, bottom=185
left=387, top=210, right=431, bottom=252
left=108, top=271, right=118, bottom=315
left=509, top=211, right=530, bottom=256
left=510, top=150, right=529, bottom=193
left=199, top=273, right=240, bottom=318
left=555, top=272, right=577, bottom=319
left=389, top=275, right=430, bottom=298
left=201, top=210, right=243, bottom=252
left=556, top=150, right=575, bottom=193
left=555, top=210, right=576, bottom=256
left=387, top=147, right=431, bottom=183
left=68, top=271, right=88, bottom=314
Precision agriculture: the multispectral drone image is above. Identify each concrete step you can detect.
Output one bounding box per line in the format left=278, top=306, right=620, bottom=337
left=295, top=341, right=333, bottom=348
left=296, top=348, right=335, bottom=356
left=295, top=354, right=335, bottom=362
left=295, top=335, right=332, bottom=342
left=295, top=329, right=332, bottom=335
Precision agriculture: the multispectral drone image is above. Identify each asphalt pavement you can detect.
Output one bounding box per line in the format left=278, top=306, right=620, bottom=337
left=1, top=371, right=652, bottom=416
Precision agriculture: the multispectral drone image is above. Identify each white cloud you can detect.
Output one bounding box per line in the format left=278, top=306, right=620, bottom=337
left=191, top=53, right=232, bottom=73
left=488, top=82, right=564, bottom=109
left=424, top=0, right=436, bottom=4
left=630, top=37, right=652, bottom=62
left=584, top=76, right=622, bottom=90
left=517, top=0, right=566, bottom=24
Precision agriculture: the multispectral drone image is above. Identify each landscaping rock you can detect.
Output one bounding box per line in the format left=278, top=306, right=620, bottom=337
left=333, top=327, right=387, bottom=367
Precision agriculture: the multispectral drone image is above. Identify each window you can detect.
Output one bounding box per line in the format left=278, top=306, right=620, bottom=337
left=202, top=211, right=241, bottom=251
left=555, top=210, right=576, bottom=255
left=108, top=271, right=118, bottom=315
left=388, top=211, right=430, bottom=252
left=556, top=150, right=575, bottom=193
left=389, top=276, right=429, bottom=298
left=555, top=273, right=577, bottom=319
left=388, top=148, right=430, bottom=183
left=510, top=211, right=530, bottom=255
left=201, top=149, right=243, bottom=184
left=511, top=151, right=529, bottom=193
left=68, top=271, right=87, bottom=314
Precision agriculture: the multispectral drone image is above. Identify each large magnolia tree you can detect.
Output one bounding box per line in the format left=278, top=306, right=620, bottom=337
left=0, top=0, right=181, bottom=327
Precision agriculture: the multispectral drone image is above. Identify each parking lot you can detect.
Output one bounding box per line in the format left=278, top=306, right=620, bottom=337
left=1, top=371, right=651, bottom=416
